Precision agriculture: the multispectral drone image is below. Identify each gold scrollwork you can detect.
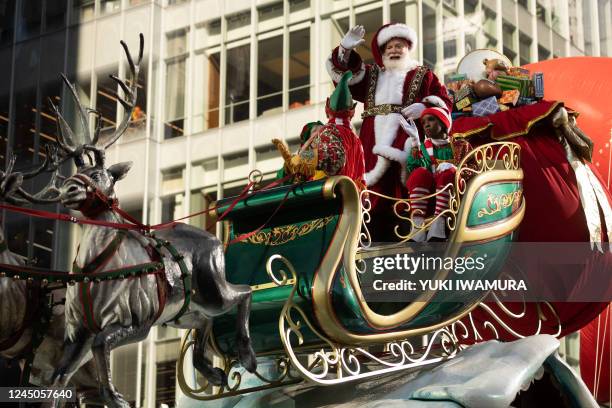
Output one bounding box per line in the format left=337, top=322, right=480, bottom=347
left=359, top=142, right=522, bottom=244
left=477, top=190, right=523, bottom=218
left=267, top=254, right=460, bottom=385
left=245, top=216, right=334, bottom=246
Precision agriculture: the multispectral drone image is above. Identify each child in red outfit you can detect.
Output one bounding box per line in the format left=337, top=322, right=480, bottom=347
left=405, top=107, right=471, bottom=241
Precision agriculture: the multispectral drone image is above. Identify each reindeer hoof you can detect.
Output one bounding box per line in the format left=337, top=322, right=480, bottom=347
left=238, top=339, right=257, bottom=373
left=100, top=388, right=131, bottom=408
left=209, top=367, right=228, bottom=387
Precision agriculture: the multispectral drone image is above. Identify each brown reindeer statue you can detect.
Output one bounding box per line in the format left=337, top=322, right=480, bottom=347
left=0, top=150, right=99, bottom=403
left=48, top=34, right=256, bottom=408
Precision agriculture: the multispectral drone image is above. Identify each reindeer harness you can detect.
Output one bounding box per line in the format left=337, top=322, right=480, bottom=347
left=69, top=174, right=193, bottom=332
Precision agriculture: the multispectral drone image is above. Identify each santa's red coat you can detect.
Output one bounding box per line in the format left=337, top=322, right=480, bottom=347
left=328, top=47, right=452, bottom=241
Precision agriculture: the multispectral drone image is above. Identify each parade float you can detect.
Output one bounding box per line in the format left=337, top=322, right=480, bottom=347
left=0, top=34, right=609, bottom=407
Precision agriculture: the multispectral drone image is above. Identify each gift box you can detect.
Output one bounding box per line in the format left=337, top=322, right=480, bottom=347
left=496, top=74, right=533, bottom=97
left=517, top=96, right=537, bottom=106
left=472, top=96, right=500, bottom=117
left=454, top=85, right=475, bottom=101
left=498, top=89, right=520, bottom=106
left=455, top=96, right=473, bottom=111
left=533, top=72, right=544, bottom=98
left=446, top=74, right=471, bottom=93
left=495, top=74, right=522, bottom=91
left=446, top=73, right=468, bottom=82
left=508, top=67, right=530, bottom=78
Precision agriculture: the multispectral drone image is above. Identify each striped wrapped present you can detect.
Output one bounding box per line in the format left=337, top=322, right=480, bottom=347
left=496, top=74, right=533, bottom=97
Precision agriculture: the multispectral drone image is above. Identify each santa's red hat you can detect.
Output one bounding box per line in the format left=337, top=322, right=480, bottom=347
left=420, top=106, right=452, bottom=132
left=371, top=23, right=417, bottom=67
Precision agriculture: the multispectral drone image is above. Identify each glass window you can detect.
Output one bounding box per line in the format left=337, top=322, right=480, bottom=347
left=538, top=44, right=551, bottom=61
left=167, top=29, right=188, bottom=58
left=40, top=32, right=66, bottom=151
left=258, top=2, right=283, bottom=22
left=161, top=167, right=184, bottom=195
left=125, top=58, right=148, bottom=135
left=13, top=40, right=40, bottom=169
left=18, top=1, right=42, bottom=40
left=190, top=188, right=217, bottom=233
left=193, top=50, right=220, bottom=133
left=289, top=28, right=310, bottom=109
left=519, top=33, right=532, bottom=65
left=155, top=360, right=177, bottom=407
left=225, top=44, right=250, bottom=125
left=536, top=3, right=546, bottom=23
left=72, top=0, right=95, bottom=23
left=96, top=69, right=119, bottom=136
left=164, top=57, right=187, bottom=139
left=443, top=39, right=457, bottom=59
left=289, top=0, right=310, bottom=13
left=465, top=0, right=478, bottom=14
left=100, top=0, right=121, bottom=15
left=161, top=193, right=183, bottom=222
left=112, top=344, right=139, bottom=407
left=355, top=8, right=383, bottom=65
left=390, top=2, right=406, bottom=23
left=503, top=22, right=517, bottom=63
left=257, top=35, right=283, bottom=116
left=518, top=0, right=529, bottom=8
left=197, top=18, right=221, bottom=48
left=423, top=3, right=437, bottom=68
left=44, top=0, right=66, bottom=32
left=227, top=11, right=251, bottom=31
left=0, top=48, right=11, bottom=161
left=0, top=2, right=14, bottom=46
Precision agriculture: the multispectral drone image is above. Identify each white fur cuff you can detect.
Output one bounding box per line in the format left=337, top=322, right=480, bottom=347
left=325, top=55, right=366, bottom=85
left=373, top=145, right=408, bottom=163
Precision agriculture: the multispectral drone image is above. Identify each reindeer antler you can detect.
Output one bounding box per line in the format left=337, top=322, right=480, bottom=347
left=87, top=33, right=144, bottom=165
left=50, top=34, right=144, bottom=168
left=9, top=146, right=65, bottom=204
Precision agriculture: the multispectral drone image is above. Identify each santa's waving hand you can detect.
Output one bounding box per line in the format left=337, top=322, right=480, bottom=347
left=326, top=23, right=452, bottom=241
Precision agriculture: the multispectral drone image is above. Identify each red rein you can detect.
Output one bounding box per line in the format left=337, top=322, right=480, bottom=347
left=0, top=174, right=294, bottom=242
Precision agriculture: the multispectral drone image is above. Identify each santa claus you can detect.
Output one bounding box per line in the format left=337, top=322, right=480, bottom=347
left=327, top=23, right=452, bottom=240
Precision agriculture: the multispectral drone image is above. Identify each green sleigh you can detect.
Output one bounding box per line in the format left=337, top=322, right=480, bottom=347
left=178, top=141, right=525, bottom=398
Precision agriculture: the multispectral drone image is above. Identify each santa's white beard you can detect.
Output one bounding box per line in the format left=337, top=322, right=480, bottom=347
left=382, top=53, right=418, bottom=71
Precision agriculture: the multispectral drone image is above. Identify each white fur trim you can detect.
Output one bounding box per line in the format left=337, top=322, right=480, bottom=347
left=326, top=55, right=366, bottom=85
left=436, top=162, right=456, bottom=173
left=403, top=134, right=419, bottom=152
left=422, top=95, right=447, bottom=109
left=377, top=24, right=417, bottom=50
left=375, top=69, right=407, bottom=104
left=364, top=156, right=391, bottom=187
left=374, top=144, right=408, bottom=163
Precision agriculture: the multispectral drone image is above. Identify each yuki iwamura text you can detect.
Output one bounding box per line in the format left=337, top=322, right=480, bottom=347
left=371, top=253, right=487, bottom=275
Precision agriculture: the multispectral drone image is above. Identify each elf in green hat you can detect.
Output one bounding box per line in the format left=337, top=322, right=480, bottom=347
left=273, top=71, right=365, bottom=187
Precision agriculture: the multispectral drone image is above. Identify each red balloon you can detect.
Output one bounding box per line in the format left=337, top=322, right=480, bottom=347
left=524, top=57, right=612, bottom=189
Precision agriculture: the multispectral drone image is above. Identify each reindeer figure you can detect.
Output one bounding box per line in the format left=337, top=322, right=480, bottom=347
left=50, top=35, right=256, bottom=408
left=0, top=150, right=99, bottom=401
left=0, top=150, right=56, bottom=361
